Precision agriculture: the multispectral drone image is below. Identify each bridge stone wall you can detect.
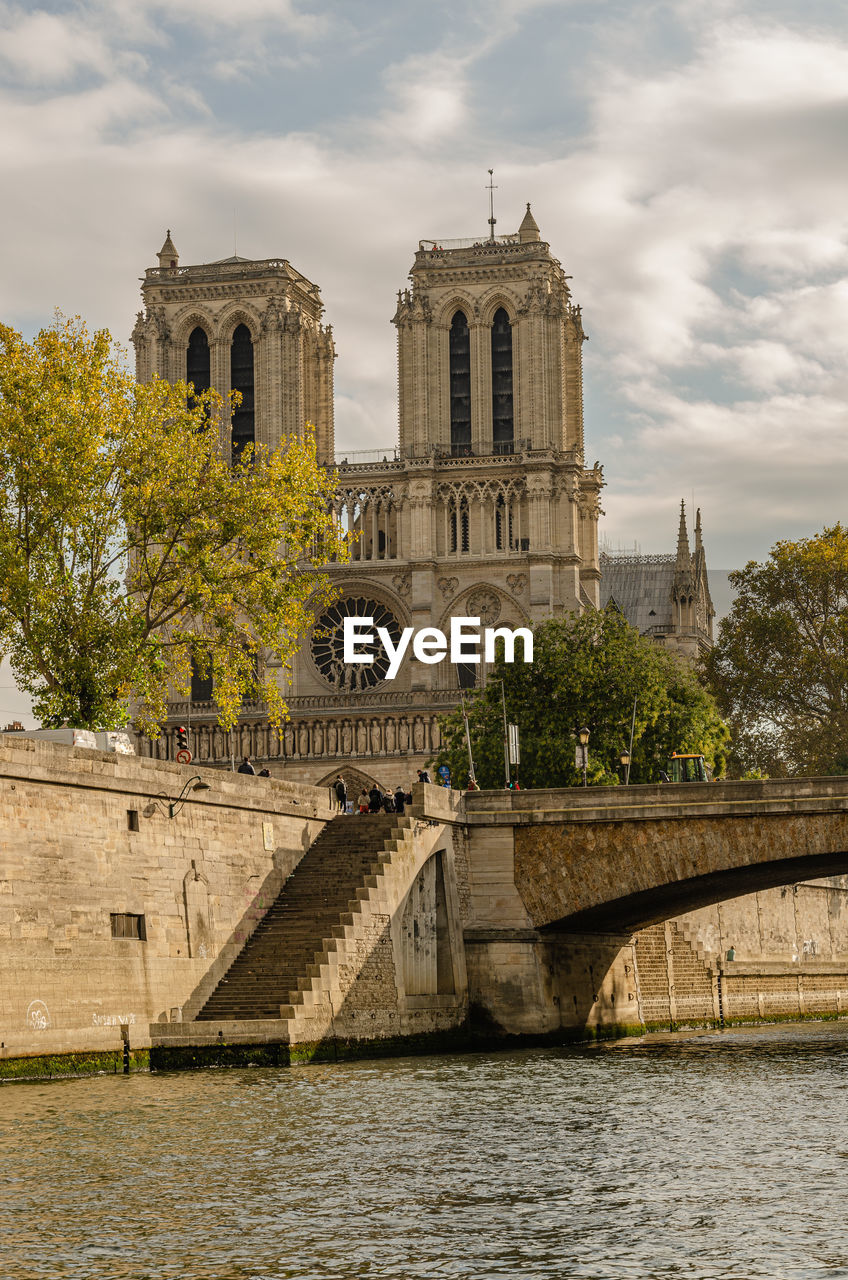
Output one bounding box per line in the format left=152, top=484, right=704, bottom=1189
left=460, top=781, right=848, bottom=1038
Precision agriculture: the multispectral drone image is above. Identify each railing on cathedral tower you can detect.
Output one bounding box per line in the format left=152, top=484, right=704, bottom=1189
left=332, top=439, right=535, bottom=469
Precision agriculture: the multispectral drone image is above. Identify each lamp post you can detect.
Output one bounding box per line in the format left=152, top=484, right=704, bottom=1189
left=620, top=749, right=631, bottom=786
left=578, top=726, right=590, bottom=788
left=496, top=678, right=510, bottom=789
left=168, top=776, right=211, bottom=819
left=460, top=690, right=477, bottom=789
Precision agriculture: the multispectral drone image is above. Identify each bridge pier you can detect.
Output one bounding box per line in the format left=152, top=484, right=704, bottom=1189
left=462, top=927, right=644, bottom=1041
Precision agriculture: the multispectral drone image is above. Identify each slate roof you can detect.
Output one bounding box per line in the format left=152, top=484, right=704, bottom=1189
left=599, top=554, right=676, bottom=635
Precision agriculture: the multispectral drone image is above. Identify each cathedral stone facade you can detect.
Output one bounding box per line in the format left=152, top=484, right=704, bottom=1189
left=134, top=212, right=604, bottom=789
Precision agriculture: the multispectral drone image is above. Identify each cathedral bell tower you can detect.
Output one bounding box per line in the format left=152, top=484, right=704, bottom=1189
left=132, top=231, right=335, bottom=464
left=384, top=204, right=603, bottom=640
left=394, top=203, right=587, bottom=460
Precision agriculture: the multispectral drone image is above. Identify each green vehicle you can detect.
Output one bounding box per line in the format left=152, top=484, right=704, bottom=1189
left=665, top=752, right=713, bottom=783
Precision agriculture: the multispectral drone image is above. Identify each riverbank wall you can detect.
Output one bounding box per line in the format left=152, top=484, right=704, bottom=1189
left=4, top=743, right=848, bottom=1080
left=0, top=734, right=334, bottom=1073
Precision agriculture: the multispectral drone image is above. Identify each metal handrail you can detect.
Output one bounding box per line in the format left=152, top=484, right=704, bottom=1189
left=419, top=235, right=519, bottom=250
left=334, top=447, right=400, bottom=465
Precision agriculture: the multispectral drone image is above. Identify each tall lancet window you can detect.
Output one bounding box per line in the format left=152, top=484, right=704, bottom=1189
left=491, top=308, right=514, bottom=454
left=449, top=310, right=471, bottom=457
left=186, top=327, right=210, bottom=417
left=230, top=323, right=255, bottom=463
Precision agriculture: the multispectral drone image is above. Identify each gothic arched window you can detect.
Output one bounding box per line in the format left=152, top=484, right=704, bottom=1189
left=491, top=308, right=514, bottom=454
left=457, top=661, right=477, bottom=690
left=449, top=310, right=471, bottom=457
left=186, top=326, right=210, bottom=416
left=495, top=494, right=514, bottom=551
left=230, top=323, right=255, bottom=463
left=190, top=658, right=213, bottom=703
left=449, top=499, right=470, bottom=554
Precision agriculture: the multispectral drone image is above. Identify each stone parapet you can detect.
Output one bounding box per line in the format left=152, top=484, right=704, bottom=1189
left=463, top=777, right=848, bottom=826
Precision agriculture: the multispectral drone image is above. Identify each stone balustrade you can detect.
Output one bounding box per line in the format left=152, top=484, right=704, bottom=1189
left=139, top=711, right=444, bottom=767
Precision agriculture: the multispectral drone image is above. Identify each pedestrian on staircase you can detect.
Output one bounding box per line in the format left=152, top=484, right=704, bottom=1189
left=358, top=789, right=369, bottom=814
left=382, top=789, right=396, bottom=813
left=368, top=784, right=382, bottom=813
left=334, top=775, right=347, bottom=812
left=394, top=785, right=406, bottom=815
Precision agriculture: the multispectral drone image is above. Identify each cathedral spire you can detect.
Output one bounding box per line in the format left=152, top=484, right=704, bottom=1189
left=675, top=499, right=691, bottom=569
left=157, top=230, right=179, bottom=270
left=519, top=203, right=540, bottom=243
left=695, top=506, right=703, bottom=553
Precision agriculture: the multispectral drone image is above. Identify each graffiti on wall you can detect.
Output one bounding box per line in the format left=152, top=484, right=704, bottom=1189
left=26, top=1000, right=51, bottom=1030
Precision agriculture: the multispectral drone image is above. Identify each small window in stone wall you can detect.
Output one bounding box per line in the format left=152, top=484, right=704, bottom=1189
left=110, top=913, right=147, bottom=941
left=127, top=810, right=140, bottom=831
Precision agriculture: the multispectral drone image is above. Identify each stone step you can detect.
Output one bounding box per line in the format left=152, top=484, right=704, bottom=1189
left=196, top=814, right=408, bottom=1022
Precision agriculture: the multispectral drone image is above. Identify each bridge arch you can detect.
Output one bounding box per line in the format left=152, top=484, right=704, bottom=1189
left=544, top=848, right=848, bottom=935
left=462, top=779, right=848, bottom=935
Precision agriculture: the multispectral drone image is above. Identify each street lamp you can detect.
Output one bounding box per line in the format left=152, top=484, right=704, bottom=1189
left=578, top=726, right=590, bottom=787
left=620, top=749, right=631, bottom=786
left=168, top=776, right=211, bottom=819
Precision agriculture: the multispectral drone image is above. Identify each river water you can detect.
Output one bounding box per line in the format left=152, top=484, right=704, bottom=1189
left=2, top=1022, right=848, bottom=1280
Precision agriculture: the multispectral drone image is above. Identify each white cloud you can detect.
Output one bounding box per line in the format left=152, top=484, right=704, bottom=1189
left=1, top=0, right=846, bottom=573
left=0, top=8, right=113, bottom=82
left=374, top=50, right=472, bottom=147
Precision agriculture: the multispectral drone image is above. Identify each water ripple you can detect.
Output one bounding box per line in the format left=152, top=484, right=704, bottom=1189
left=2, top=1022, right=848, bottom=1278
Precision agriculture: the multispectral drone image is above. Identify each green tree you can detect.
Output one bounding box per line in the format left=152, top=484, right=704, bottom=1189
left=704, top=525, right=848, bottom=776
left=433, top=609, right=729, bottom=788
left=0, top=315, right=347, bottom=733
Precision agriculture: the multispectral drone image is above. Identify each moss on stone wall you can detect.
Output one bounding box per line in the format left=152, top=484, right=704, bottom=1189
left=0, top=1048, right=149, bottom=1082
left=150, top=1021, right=655, bottom=1073
left=150, top=1041, right=292, bottom=1072
left=150, top=1028, right=477, bottom=1072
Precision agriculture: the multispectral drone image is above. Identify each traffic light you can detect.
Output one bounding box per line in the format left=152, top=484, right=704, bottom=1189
left=176, top=726, right=188, bottom=753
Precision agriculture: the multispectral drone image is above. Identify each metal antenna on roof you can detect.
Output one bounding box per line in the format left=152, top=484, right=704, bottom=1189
left=486, top=169, right=497, bottom=241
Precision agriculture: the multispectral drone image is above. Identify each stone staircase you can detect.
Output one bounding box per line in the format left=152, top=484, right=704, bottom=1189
left=196, top=813, right=416, bottom=1022
left=676, top=916, right=720, bottom=969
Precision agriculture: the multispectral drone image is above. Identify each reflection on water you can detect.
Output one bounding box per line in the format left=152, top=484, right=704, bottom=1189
left=2, top=1022, right=848, bottom=1279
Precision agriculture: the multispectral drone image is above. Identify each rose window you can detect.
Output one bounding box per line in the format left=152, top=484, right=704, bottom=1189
left=311, top=597, right=402, bottom=691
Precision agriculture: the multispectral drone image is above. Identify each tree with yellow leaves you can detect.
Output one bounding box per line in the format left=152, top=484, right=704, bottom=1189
left=0, top=315, right=347, bottom=734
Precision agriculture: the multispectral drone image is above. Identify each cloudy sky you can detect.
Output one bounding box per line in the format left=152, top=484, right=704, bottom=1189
left=1, top=1, right=846, bottom=617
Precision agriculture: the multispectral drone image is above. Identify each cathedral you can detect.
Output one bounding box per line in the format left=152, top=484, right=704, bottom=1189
left=600, top=501, right=715, bottom=661
left=132, top=208, right=628, bottom=787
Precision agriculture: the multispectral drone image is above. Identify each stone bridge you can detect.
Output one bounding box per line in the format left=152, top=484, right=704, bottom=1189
left=459, top=778, right=848, bottom=1039
left=463, top=778, right=848, bottom=933
left=3, top=733, right=848, bottom=1077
